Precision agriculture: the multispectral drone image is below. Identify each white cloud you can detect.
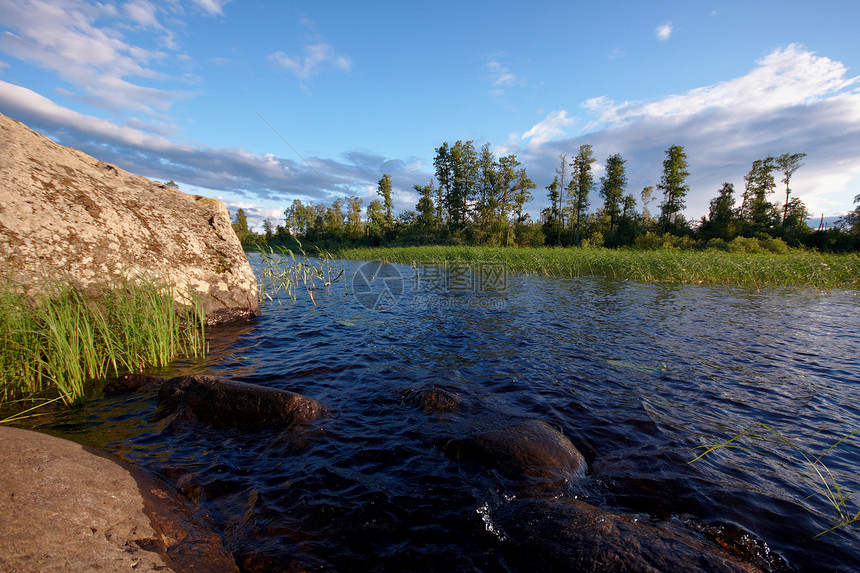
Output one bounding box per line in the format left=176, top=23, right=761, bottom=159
left=487, top=58, right=516, bottom=87
left=511, top=46, right=860, bottom=218
left=269, top=42, right=352, bottom=84
left=522, top=110, right=575, bottom=146
left=124, top=0, right=161, bottom=29
left=189, top=0, right=230, bottom=16
left=0, top=0, right=189, bottom=114
left=656, top=21, right=672, bottom=41
left=0, top=80, right=185, bottom=151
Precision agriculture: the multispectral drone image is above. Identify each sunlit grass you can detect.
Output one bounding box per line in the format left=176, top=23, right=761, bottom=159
left=337, top=246, right=859, bottom=290
left=0, top=278, right=206, bottom=409
left=257, top=242, right=345, bottom=306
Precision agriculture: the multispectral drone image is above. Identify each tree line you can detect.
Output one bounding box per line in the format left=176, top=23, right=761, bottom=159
left=231, top=143, right=860, bottom=252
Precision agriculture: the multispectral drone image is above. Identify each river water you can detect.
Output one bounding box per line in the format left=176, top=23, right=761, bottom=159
left=40, top=257, right=860, bottom=571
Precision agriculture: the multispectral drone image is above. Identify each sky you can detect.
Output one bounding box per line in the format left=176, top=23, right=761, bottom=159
left=1, top=0, right=859, bottom=231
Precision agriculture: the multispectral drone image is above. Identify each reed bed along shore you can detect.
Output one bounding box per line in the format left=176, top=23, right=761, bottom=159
left=337, top=245, right=860, bottom=290
left=0, top=279, right=206, bottom=412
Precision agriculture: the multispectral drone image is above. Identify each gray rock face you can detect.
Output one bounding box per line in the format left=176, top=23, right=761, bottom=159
left=154, top=375, right=324, bottom=430
left=0, top=112, right=259, bottom=325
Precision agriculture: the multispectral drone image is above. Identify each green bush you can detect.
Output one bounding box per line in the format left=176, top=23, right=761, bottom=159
left=727, top=236, right=763, bottom=253
left=760, top=236, right=790, bottom=254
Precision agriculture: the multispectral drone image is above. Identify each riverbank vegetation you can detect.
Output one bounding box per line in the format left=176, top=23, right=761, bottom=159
left=233, top=142, right=860, bottom=254
left=0, top=278, right=206, bottom=412
left=337, top=244, right=859, bottom=290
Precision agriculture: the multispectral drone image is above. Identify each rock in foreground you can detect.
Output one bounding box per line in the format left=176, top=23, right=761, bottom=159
left=0, top=112, right=259, bottom=325
left=0, top=426, right=237, bottom=573
left=154, top=375, right=323, bottom=430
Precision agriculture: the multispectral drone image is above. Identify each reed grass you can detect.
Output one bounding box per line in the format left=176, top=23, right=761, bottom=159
left=0, top=278, right=206, bottom=408
left=690, top=423, right=860, bottom=537
left=337, top=246, right=860, bottom=290
left=257, top=242, right=345, bottom=305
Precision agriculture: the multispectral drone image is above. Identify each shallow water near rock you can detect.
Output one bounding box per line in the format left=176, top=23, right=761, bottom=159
left=37, top=257, right=860, bottom=571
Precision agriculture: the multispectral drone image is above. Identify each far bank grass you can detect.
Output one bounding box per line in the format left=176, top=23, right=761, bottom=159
left=0, top=279, right=206, bottom=412
left=337, top=245, right=859, bottom=290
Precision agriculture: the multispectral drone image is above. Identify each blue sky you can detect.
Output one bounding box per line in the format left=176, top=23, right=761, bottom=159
left=1, top=0, right=859, bottom=230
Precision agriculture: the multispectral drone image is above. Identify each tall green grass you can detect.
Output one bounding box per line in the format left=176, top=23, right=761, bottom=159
left=337, top=245, right=860, bottom=290
left=0, top=278, right=206, bottom=409
left=257, top=242, right=345, bottom=305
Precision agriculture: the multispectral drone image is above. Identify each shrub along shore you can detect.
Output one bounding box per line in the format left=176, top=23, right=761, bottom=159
left=0, top=279, right=206, bottom=412
left=337, top=241, right=860, bottom=290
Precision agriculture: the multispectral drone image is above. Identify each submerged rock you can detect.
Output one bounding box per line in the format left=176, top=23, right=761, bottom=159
left=443, top=419, right=587, bottom=484
left=154, top=375, right=323, bottom=431
left=0, top=112, right=259, bottom=325
left=104, top=373, right=165, bottom=394
left=494, top=497, right=764, bottom=573
left=402, top=385, right=463, bottom=413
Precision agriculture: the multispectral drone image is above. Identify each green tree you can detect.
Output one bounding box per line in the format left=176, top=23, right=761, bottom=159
left=346, top=196, right=363, bottom=240
left=512, top=169, right=536, bottom=224
left=232, top=208, right=249, bottom=243
left=837, top=194, right=860, bottom=233
left=415, top=183, right=436, bottom=230
left=262, top=218, right=274, bottom=241
left=569, top=144, right=595, bottom=245
left=658, top=145, right=690, bottom=235
left=377, top=173, right=394, bottom=231
left=701, top=183, right=738, bottom=241
left=776, top=152, right=807, bottom=225
left=544, top=176, right=561, bottom=245
left=600, top=153, right=627, bottom=236
left=448, top=140, right=479, bottom=228
left=740, top=157, right=778, bottom=232
left=476, top=143, right=499, bottom=228
left=433, top=142, right=451, bottom=226
left=555, top=153, right=568, bottom=236
left=324, top=198, right=345, bottom=238
left=640, top=186, right=655, bottom=224
left=366, top=199, right=385, bottom=240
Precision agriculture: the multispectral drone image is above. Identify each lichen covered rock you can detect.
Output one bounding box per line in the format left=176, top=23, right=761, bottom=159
left=0, top=112, right=259, bottom=325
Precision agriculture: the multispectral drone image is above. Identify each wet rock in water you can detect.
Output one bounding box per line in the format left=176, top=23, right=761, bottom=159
left=494, top=497, right=765, bottom=573
left=0, top=112, right=259, bottom=325
left=687, top=520, right=791, bottom=572
left=443, top=419, right=587, bottom=484
left=154, top=375, right=323, bottom=430
left=402, top=385, right=463, bottom=413
left=104, top=373, right=165, bottom=394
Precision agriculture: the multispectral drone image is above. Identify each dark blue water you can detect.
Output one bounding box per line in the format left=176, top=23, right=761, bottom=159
left=40, top=257, right=860, bottom=571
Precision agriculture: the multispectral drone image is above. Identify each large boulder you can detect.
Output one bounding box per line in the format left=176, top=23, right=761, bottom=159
left=494, top=497, right=765, bottom=572
left=443, top=419, right=587, bottom=485
left=0, top=112, right=259, bottom=325
left=0, top=426, right=238, bottom=573
left=154, top=375, right=324, bottom=430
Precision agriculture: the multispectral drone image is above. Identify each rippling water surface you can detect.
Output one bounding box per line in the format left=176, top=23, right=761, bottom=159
left=43, top=257, right=860, bottom=571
